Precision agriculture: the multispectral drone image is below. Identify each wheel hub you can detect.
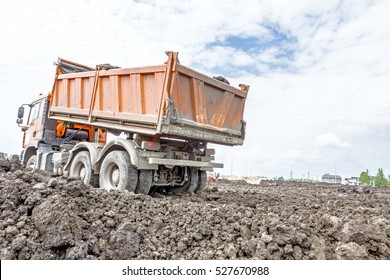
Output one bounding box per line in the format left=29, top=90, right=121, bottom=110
left=79, top=167, right=86, bottom=179
left=112, top=168, right=120, bottom=186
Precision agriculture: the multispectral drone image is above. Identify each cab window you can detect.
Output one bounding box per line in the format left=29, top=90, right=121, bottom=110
left=29, top=102, right=41, bottom=124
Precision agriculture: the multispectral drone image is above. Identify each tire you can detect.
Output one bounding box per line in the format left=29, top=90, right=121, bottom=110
left=196, top=170, right=207, bottom=193
left=69, top=151, right=99, bottom=187
left=186, top=169, right=199, bottom=193
left=166, top=184, right=188, bottom=194
left=26, top=155, right=37, bottom=170
left=99, top=150, right=138, bottom=191
left=136, top=170, right=153, bottom=194
left=167, top=168, right=199, bottom=193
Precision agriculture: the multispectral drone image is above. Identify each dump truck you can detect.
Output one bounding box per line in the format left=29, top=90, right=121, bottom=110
left=16, top=52, right=249, bottom=194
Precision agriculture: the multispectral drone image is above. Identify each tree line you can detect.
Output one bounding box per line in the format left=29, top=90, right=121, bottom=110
left=359, top=168, right=389, bottom=186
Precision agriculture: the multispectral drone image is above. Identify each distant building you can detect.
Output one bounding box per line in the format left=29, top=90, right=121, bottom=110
left=322, top=173, right=342, bottom=184
left=344, top=177, right=359, bottom=185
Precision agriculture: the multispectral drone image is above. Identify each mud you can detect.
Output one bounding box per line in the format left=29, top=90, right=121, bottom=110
left=0, top=154, right=389, bottom=260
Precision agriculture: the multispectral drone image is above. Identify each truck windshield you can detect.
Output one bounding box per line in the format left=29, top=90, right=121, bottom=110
left=29, top=101, right=41, bottom=125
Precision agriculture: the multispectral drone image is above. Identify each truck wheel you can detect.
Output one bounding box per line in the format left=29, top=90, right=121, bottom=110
left=26, top=155, right=37, bottom=169
left=186, top=169, right=199, bottom=193
left=69, top=151, right=99, bottom=187
left=165, top=168, right=198, bottom=193
left=196, top=170, right=207, bottom=193
left=136, top=170, right=153, bottom=194
left=99, top=151, right=138, bottom=192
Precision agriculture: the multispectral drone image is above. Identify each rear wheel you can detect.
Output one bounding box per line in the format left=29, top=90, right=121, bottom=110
left=187, top=169, right=199, bottom=193
left=99, top=151, right=138, bottom=191
left=136, top=170, right=153, bottom=194
left=26, top=155, right=37, bottom=170
left=196, top=170, right=207, bottom=193
left=167, top=168, right=198, bottom=193
left=69, top=151, right=99, bottom=187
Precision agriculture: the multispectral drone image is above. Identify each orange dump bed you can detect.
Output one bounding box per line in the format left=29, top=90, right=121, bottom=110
left=49, top=52, right=249, bottom=145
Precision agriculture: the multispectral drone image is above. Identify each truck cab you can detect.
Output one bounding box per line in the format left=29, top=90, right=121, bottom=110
left=17, top=93, right=58, bottom=168
left=17, top=93, right=94, bottom=171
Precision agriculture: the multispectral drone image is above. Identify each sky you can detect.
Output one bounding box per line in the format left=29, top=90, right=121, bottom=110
left=0, top=0, right=389, bottom=179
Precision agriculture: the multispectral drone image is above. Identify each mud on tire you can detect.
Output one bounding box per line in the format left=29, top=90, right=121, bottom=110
left=136, top=170, right=153, bottom=194
left=26, top=155, right=37, bottom=170
left=69, top=151, right=99, bottom=187
left=166, top=168, right=199, bottom=194
left=99, top=150, right=138, bottom=191
left=196, top=170, right=207, bottom=193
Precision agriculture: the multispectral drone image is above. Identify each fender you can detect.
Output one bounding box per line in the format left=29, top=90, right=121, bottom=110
left=64, top=142, right=104, bottom=173
left=22, top=140, right=41, bottom=164
left=94, top=138, right=141, bottom=173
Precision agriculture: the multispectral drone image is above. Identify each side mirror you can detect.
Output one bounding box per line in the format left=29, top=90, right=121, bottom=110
left=17, top=106, right=24, bottom=119
left=16, top=106, right=24, bottom=125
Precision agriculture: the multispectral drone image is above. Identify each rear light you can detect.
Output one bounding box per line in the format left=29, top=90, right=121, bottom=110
left=141, top=141, right=160, bottom=151
left=204, top=148, right=215, bottom=156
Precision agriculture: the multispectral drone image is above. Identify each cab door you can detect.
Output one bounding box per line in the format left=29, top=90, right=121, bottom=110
left=23, top=99, right=45, bottom=148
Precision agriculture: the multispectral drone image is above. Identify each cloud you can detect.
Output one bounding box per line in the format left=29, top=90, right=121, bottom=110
left=335, top=123, right=369, bottom=134
left=315, top=132, right=352, bottom=149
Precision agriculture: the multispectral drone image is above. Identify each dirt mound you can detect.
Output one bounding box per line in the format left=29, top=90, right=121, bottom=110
left=0, top=153, right=23, bottom=173
left=0, top=155, right=389, bottom=259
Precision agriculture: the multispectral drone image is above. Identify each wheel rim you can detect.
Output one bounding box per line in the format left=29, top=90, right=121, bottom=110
left=75, top=163, right=86, bottom=180
left=27, top=156, right=36, bottom=169
left=80, top=167, right=86, bottom=180
left=104, top=162, right=120, bottom=190
left=112, top=168, right=120, bottom=185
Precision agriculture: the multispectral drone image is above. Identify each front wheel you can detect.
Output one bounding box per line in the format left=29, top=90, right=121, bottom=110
left=99, top=151, right=138, bottom=191
left=26, top=155, right=37, bottom=170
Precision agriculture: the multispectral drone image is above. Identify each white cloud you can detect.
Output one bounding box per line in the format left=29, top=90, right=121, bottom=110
left=287, top=149, right=305, bottom=163
left=335, top=123, right=369, bottom=134
left=315, top=132, right=352, bottom=149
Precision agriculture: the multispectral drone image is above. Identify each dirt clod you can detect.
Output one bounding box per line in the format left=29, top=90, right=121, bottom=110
left=0, top=154, right=389, bottom=259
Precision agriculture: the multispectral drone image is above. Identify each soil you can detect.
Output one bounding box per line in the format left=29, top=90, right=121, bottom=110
left=0, top=154, right=389, bottom=260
